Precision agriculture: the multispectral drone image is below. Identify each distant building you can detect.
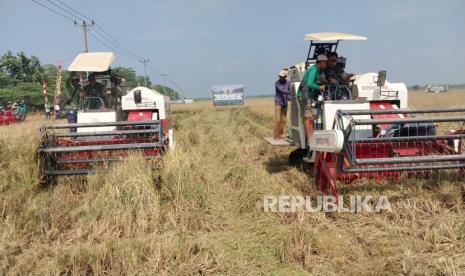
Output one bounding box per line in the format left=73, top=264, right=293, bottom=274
left=184, top=98, right=194, bottom=104
left=425, top=84, right=448, bottom=93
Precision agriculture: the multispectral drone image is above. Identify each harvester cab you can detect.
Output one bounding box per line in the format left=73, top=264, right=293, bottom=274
left=281, top=32, right=407, bottom=153
left=36, top=52, right=175, bottom=183
left=269, top=32, right=465, bottom=196
left=66, top=52, right=127, bottom=127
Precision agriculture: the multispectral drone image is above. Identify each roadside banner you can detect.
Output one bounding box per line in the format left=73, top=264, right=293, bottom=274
left=211, top=85, right=245, bottom=106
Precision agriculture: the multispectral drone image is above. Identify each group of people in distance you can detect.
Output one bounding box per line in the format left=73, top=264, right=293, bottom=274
left=274, top=52, right=353, bottom=142
left=1, top=100, right=28, bottom=121
left=43, top=98, right=60, bottom=120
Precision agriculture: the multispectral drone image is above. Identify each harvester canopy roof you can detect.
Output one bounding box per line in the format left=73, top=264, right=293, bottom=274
left=68, top=52, right=115, bottom=72
left=304, top=32, right=367, bottom=41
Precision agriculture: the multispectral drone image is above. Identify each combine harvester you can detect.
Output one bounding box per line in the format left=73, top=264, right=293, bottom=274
left=0, top=102, right=27, bottom=125
left=0, top=109, right=17, bottom=125
left=269, top=32, right=465, bottom=196
left=37, top=52, right=174, bottom=183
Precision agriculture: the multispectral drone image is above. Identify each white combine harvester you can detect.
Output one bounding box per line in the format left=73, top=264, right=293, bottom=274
left=37, top=52, right=175, bottom=182
left=268, top=32, right=465, bottom=196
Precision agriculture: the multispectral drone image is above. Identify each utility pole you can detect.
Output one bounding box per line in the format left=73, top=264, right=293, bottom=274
left=139, top=59, right=150, bottom=87
left=160, top=73, right=168, bottom=96
left=74, top=20, right=94, bottom=52
left=172, top=81, right=183, bottom=100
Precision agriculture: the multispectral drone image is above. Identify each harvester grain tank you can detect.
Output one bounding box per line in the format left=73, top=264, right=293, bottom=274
left=268, top=32, right=465, bottom=196
left=37, top=52, right=175, bottom=183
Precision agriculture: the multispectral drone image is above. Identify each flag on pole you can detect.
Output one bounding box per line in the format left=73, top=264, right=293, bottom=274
left=54, top=65, right=62, bottom=105
left=55, top=65, right=61, bottom=97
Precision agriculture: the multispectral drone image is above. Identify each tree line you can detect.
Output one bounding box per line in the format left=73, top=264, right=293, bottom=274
left=0, top=51, right=180, bottom=107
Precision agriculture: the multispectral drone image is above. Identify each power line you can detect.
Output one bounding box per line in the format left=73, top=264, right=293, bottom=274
left=50, top=0, right=152, bottom=72
left=140, top=59, right=150, bottom=86
left=94, top=24, right=143, bottom=60
left=92, top=27, right=139, bottom=59
left=52, top=0, right=142, bottom=59
left=52, top=0, right=143, bottom=60
left=88, top=32, right=137, bottom=61
left=31, top=0, right=75, bottom=22
left=72, top=0, right=130, bottom=50
left=150, top=67, right=186, bottom=98
left=56, top=0, right=93, bottom=21
left=32, top=0, right=186, bottom=95
left=33, top=0, right=145, bottom=67
left=74, top=20, right=93, bottom=52
left=69, top=0, right=132, bottom=54
left=45, top=0, right=81, bottom=21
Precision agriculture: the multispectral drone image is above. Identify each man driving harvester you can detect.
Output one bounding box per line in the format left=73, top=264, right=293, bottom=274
left=322, top=52, right=353, bottom=85
left=83, top=74, right=107, bottom=108
left=297, top=54, right=327, bottom=159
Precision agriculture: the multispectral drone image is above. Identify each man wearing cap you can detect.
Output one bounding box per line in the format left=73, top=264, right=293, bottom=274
left=83, top=73, right=106, bottom=109
left=297, top=54, right=327, bottom=148
left=274, top=70, right=290, bottom=139
left=83, top=74, right=105, bottom=98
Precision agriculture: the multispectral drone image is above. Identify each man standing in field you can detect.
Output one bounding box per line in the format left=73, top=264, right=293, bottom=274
left=44, top=99, right=52, bottom=119
left=297, top=54, right=327, bottom=148
left=274, top=70, right=290, bottom=139
left=54, top=101, right=61, bottom=120
left=18, top=99, right=27, bottom=121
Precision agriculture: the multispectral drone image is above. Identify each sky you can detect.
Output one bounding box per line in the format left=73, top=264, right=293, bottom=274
left=0, top=0, right=464, bottom=98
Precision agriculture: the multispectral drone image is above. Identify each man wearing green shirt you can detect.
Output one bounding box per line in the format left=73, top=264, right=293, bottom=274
left=297, top=54, right=327, bottom=146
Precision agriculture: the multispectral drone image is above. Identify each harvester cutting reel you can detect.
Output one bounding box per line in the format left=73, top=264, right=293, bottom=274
left=312, top=107, right=465, bottom=197
left=36, top=120, right=168, bottom=184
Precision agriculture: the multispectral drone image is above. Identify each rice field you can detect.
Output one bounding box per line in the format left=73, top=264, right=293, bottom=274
left=0, top=90, right=464, bottom=275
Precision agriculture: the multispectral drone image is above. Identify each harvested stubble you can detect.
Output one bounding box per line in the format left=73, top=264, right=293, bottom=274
left=0, top=91, right=464, bottom=274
